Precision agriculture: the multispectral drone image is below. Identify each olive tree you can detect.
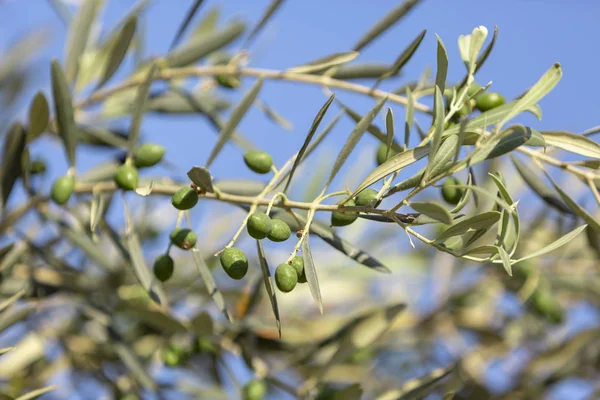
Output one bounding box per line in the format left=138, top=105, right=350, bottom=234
left=0, top=1, right=599, bottom=399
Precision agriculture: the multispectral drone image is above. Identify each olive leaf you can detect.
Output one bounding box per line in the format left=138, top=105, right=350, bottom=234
left=436, top=211, right=501, bottom=241
left=14, top=385, right=57, bottom=400
left=0, top=123, right=27, bottom=209
left=435, top=36, right=448, bottom=95
left=323, top=63, right=400, bottom=80
left=256, top=240, right=281, bottom=338
left=206, top=76, right=264, bottom=167
left=545, top=174, right=600, bottom=233
left=27, top=91, right=50, bottom=140
left=89, top=192, right=109, bottom=232
left=326, top=96, right=387, bottom=194
left=302, top=235, right=323, bottom=314
left=352, top=0, right=422, bottom=51
left=51, top=59, right=78, bottom=167
left=128, top=63, right=157, bottom=156
left=112, top=341, right=157, bottom=391
left=423, top=134, right=457, bottom=182
left=410, top=201, right=452, bottom=225
left=96, top=15, right=137, bottom=89
left=191, top=248, right=232, bottom=322
left=385, top=107, right=395, bottom=157
left=115, top=300, right=188, bottom=334
left=190, top=311, right=213, bottom=337
left=382, top=365, right=456, bottom=400
left=146, top=88, right=231, bottom=115
left=515, top=224, right=588, bottom=263
left=541, top=130, right=600, bottom=159
left=376, top=29, right=426, bottom=83
left=168, top=0, right=206, bottom=51
left=489, top=173, right=519, bottom=255
left=481, top=124, right=534, bottom=161
left=64, top=0, right=104, bottom=83
left=425, top=86, right=445, bottom=177
left=256, top=100, right=293, bottom=130
left=187, top=166, right=215, bottom=193
left=496, top=245, right=513, bottom=276
left=404, top=87, right=414, bottom=149
left=244, top=0, right=285, bottom=47
left=384, top=168, right=424, bottom=196
left=188, top=7, right=220, bottom=41
left=456, top=25, right=498, bottom=89
left=443, top=100, right=523, bottom=138
left=287, top=51, right=359, bottom=75
left=525, top=127, right=546, bottom=148
left=284, top=93, right=335, bottom=193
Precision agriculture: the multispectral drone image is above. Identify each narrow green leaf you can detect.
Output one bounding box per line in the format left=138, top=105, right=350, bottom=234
left=352, top=0, right=422, bottom=51
left=169, top=0, right=205, bottom=51
left=525, top=127, right=546, bottom=148
left=389, top=366, right=456, bottom=400
left=89, top=192, right=109, bottom=232
left=287, top=51, right=359, bottom=75
left=385, top=107, right=395, bottom=158
left=410, top=201, right=452, bottom=224
left=377, top=29, right=426, bottom=81
left=0, top=347, right=15, bottom=356
left=28, top=92, right=50, bottom=139
left=485, top=125, right=533, bottom=160
left=0, top=123, right=27, bottom=209
left=351, top=145, right=430, bottom=198
left=496, top=246, right=513, bottom=276
left=527, top=103, right=543, bottom=120
left=541, top=130, right=600, bottom=159
left=244, top=0, right=285, bottom=47
left=51, top=59, right=78, bottom=167
left=436, top=211, right=501, bottom=241
left=302, top=235, right=323, bottom=314
left=325, top=63, right=400, bottom=80
left=571, top=159, right=600, bottom=170
left=128, top=63, right=157, bottom=155
left=434, top=36, right=448, bottom=95
left=456, top=26, right=498, bottom=89
left=489, top=173, right=519, bottom=255
left=284, top=94, right=335, bottom=193
left=167, top=21, right=246, bottom=67
left=14, top=385, right=58, bottom=400
left=384, top=167, right=424, bottom=197
left=256, top=100, right=293, bottom=130
left=187, top=166, right=214, bottom=193
left=96, top=15, right=137, bottom=89
left=404, top=87, right=414, bottom=149
left=423, top=133, right=457, bottom=182
left=191, top=248, right=232, bottom=321
left=256, top=240, right=281, bottom=337
left=516, top=225, right=588, bottom=263
left=460, top=245, right=499, bottom=258
left=443, top=100, right=522, bottom=138
left=189, top=7, right=219, bottom=40
left=428, top=85, right=445, bottom=156
left=0, top=290, right=26, bottom=313
left=547, top=175, right=600, bottom=232
left=206, top=76, right=264, bottom=167
left=64, top=0, right=104, bottom=83
left=325, top=97, right=387, bottom=192
left=511, top=156, right=573, bottom=215
left=190, top=311, right=213, bottom=337
left=116, top=300, right=188, bottom=333
left=499, top=63, right=562, bottom=128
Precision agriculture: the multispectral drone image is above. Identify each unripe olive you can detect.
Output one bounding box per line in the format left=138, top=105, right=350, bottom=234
left=441, top=177, right=464, bottom=205
left=247, top=212, right=273, bottom=240
left=169, top=228, right=197, bottom=250
left=215, top=74, right=241, bottom=89
left=376, top=143, right=398, bottom=166
left=513, top=260, right=535, bottom=279
left=50, top=175, right=75, bottom=205
left=28, top=159, right=47, bottom=175
left=114, top=164, right=139, bottom=191
left=220, top=247, right=248, bottom=280
left=532, top=289, right=564, bottom=324
left=132, top=143, right=166, bottom=168
left=162, top=344, right=186, bottom=367
left=475, top=92, right=505, bottom=112
left=455, top=99, right=476, bottom=118
left=354, top=188, right=379, bottom=207
left=243, top=151, right=273, bottom=174
left=267, top=219, right=291, bottom=242
left=290, top=256, right=306, bottom=283
left=275, top=263, right=297, bottom=293
left=194, top=337, right=217, bottom=354
left=242, top=380, right=267, bottom=400
left=171, top=186, right=199, bottom=210
left=153, top=254, right=174, bottom=282
left=331, top=199, right=358, bottom=227
left=466, top=82, right=482, bottom=98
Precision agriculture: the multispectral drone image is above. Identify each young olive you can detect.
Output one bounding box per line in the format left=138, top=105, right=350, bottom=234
left=50, top=175, right=75, bottom=205
left=243, top=151, right=273, bottom=174
left=331, top=199, right=358, bottom=227
left=220, top=247, right=248, bottom=280
left=171, top=186, right=199, bottom=210
left=267, top=219, right=291, bottom=242
left=153, top=254, right=174, bottom=282
left=247, top=212, right=273, bottom=240
left=114, top=164, right=139, bottom=191
left=275, top=263, right=297, bottom=293
left=169, top=228, right=197, bottom=250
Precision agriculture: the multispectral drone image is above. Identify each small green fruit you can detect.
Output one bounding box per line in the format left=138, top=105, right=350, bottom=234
left=243, top=151, right=273, bottom=174
left=247, top=212, right=273, bottom=240
left=28, top=159, right=47, bottom=175
left=275, top=263, right=297, bottom=293
left=290, top=256, right=306, bottom=283
left=242, top=380, right=267, bottom=400
left=169, top=228, right=197, bottom=250
left=441, top=177, right=464, bottom=205
left=267, top=219, right=291, bottom=242
left=171, top=186, right=199, bottom=210
left=532, top=289, right=564, bottom=324
left=162, top=345, right=186, bottom=367
left=195, top=337, right=217, bottom=354
left=220, top=247, right=248, bottom=280
left=455, top=99, right=476, bottom=118
left=475, top=92, right=505, bottom=112
left=153, top=254, right=174, bottom=282
left=376, top=143, right=398, bottom=166
left=513, top=260, right=535, bottom=279
left=354, top=189, right=379, bottom=207
left=132, top=143, right=166, bottom=168
left=50, top=175, right=75, bottom=205
left=331, top=199, right=358, bottom=227
left=215, top=74, right=241, bottom=89
left=114, top=164, right=139, bottom=191
left=466, top=82, right=482, bottom=98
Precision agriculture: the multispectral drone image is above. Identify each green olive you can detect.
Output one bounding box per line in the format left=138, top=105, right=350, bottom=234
left=267, top=219, right=291, bottom=242
left=376, top=143, right=398, bottom=166
left=466, top=82, right=482, bottom=98
left=531, top=289, right=564, bottom=324
left=331, top=199, right=358, bottom=227
left=169, top=228, right=197, bottom=250
left=243, top=151, right=273, bottom=174
left=132, top=143, right=166, bottom=168
left=220, top=247, right=248, bottom=280
left=114, top=164, right=139, bottom=191
left=455, top=99, right=476, bottom=118
left=171, top=186, right=199, bottom=210
left=153, top=254, right=174, bottom=282
left=290, top=256, right=306, bottom=283
left=242, top=380, right=267, bottom=400
left=247, top=212, right=273, bottom=240
left=275, top=263, right=297, bottom=293
left=441, top=177, right=464, bottom=205
left=50, top=175, right=75, bottom=205
left=475, top=92, right=505, bottom=112
left=28, top=159, right=47, bottom=175
left=194, top=337, right=217, bottom=354
left=513, top=260, right=535, bottom=279
left=215, top=74, right=241, bottom=89
left=162, top=344, right=186, bottom=367
left=354, top=189, right=379, bottom=207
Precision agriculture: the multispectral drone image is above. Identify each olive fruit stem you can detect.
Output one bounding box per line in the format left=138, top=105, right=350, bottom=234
left=265, top=192, right=287, bottom=216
